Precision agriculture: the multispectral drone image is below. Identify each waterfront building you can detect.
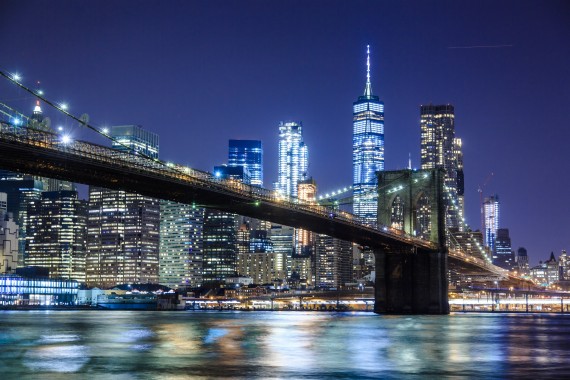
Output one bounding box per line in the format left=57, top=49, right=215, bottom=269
left=276, top=121, right=308, bottom=198
left=483, top=195, right=500, bottom=251
left=0, top=274, right=78, bottom=305
left=26, top=190, right=87, bottom=282
left=420, top=104, right=464, bottom=230
left=353, top=45, right=384, bottom=223
left=228, top=139, right=263, bottom=187
left=493, top=228, right=515, bottom=270
left=87, top=125, right=160, bottom=288
left=159, top=200, right=204, bottom=289
left=0, top=193, right=18, bottom=274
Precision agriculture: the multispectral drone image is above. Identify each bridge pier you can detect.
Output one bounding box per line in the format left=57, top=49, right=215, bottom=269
left=374, top=248, right=449, bottom=314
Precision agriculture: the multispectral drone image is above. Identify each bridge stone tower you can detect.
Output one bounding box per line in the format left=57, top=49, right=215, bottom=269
left=374, top=169, right=449, bottom=314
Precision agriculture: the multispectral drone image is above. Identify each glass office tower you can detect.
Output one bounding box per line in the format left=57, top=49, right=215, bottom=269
left=276, top=122, right=308, bottom=198
left=352, top=45, right=384, bottom=224
left=228, top=140, right=263, bottom=187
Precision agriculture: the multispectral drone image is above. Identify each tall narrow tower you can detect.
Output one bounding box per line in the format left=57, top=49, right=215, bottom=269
left=352, top=45, right=385, bottom=223
left=420, top=104, right=463, bottom=230
left=276, top=121, right=308, bottom=198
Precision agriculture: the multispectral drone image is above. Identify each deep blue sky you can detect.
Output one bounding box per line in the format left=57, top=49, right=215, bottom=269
left=1, top=1, right=569, bottom=264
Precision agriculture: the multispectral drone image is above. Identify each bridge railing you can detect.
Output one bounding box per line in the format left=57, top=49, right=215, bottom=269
left=0, top=121, right=438, bottom=250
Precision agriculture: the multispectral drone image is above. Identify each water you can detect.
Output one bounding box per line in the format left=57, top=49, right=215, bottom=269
left=1, top=310, right=570, bottom=379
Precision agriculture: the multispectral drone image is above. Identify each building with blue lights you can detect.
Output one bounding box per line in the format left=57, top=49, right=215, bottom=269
left=228, top=140, right=263, bottom=187
left=276, top=122, right=308, bottom=198
left=352, top=45, right=384, bottom=223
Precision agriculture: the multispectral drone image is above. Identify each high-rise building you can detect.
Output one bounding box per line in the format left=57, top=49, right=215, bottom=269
left=516, top=247, right=529, bottom=275
left=270, top=224, right=295, bottom=279
left=0, top=178, right=44, bottom=265
left=494, top=228, right=514, bottom=270
left=228, top=140, right=263, bottom=187
left=558, top=250, right=569, bottom=281
left=26, top=190, right=87, bottom=282
left=353, top=45, right=384, bottom=224
left=276, top=121, right=308, bottom=198
left=0, top=193, right=18, bottom=274
left=315, top=235, right=352, bottom=289
left=86, top=125, right=160, bottom=288
left=420, top=104, right=464, bottom=230
left=296, top=179, right=316, bottom=257
left=202, top=165, right=249, bottom=283
left=483, top=195, right=500, bottom=251
left=159, top=201, right=204, bottom=289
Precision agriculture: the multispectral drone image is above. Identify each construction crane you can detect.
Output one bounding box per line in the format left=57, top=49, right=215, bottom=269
left=478, top=172, right=494, bottom=233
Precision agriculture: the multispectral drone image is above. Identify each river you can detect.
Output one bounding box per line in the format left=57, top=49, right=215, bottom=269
left=0, top=310, right=569, bottom=379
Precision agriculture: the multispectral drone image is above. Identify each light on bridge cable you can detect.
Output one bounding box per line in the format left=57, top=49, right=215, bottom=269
left=59, top=103, right=68, bottom=111
left=12, top=73, right=21, bottom=82
left=61, top=135, right=72, bottom=144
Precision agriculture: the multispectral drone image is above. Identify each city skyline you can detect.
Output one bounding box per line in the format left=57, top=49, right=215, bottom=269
left=0, top=1, right=569, bottom=265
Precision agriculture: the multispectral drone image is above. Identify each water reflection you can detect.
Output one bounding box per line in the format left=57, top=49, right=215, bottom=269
left=0, top=311, right=569, bottom=378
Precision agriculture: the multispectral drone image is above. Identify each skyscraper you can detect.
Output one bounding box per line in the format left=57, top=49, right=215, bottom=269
left=159, top=201, right=204, bottom=289
left=0, top=192, right=18, bottom=274
left=202, top=165, right=249, bottom=283
left=494, top=228, right=514, bottom=270
left=353, top=45, right=384, bottom=223
left=26, top=190, right=87, bottom=282
left=483, top=194, right=500, bottom=252
left=0, top=178, right=44, bottom=266
left=86, top=125, right=160, bottom=288
left=516, top=247, right=529, bottom=275
left=228, top=140, right=263, bottom=187
left=276, top=121, right=308, bottom=198
left=420, top=104, right=464, bottom=230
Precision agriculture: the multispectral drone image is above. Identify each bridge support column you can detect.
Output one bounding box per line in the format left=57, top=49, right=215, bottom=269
left=374, top=248, right=449, bottom=314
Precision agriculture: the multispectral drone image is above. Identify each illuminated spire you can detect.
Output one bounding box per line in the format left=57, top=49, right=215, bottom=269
left=408, top=153, right=412, bottom=170
left=31, top=100, right=44, bottom=123
left=364, top=44, right=373, bottom=97
left=33, top=100, right=42, bottom=115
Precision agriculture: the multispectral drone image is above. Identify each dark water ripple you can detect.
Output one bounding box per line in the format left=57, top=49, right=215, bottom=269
left=1, top=310, right=570, bottom=379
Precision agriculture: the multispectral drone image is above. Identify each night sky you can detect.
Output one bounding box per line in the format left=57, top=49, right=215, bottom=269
left=1, top=1, right=569, bottom=265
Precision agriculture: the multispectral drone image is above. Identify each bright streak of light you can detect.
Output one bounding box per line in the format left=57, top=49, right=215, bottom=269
left=60, top=103, right=68, bottom=110
left=61, top=135, right=72, bottom=144
left=102, top=127, right=109, bottom=134
left=12, top=73, right=21, bottom=81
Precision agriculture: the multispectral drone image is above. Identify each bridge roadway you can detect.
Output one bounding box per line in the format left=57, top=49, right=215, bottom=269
left=0, top=122, right=513, bottom=279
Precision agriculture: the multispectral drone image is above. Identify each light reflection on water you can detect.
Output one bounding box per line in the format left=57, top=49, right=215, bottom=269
left=0, top=310, right=570, bottom=378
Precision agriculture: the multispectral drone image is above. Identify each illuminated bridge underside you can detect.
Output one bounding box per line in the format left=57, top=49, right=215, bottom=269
left=0, top=126, right=516, bottom=281
left=0, top=126, right=427, bottom=250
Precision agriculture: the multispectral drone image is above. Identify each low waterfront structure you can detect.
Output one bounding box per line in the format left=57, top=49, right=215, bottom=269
left=0, top=274, right=78, bottom=305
